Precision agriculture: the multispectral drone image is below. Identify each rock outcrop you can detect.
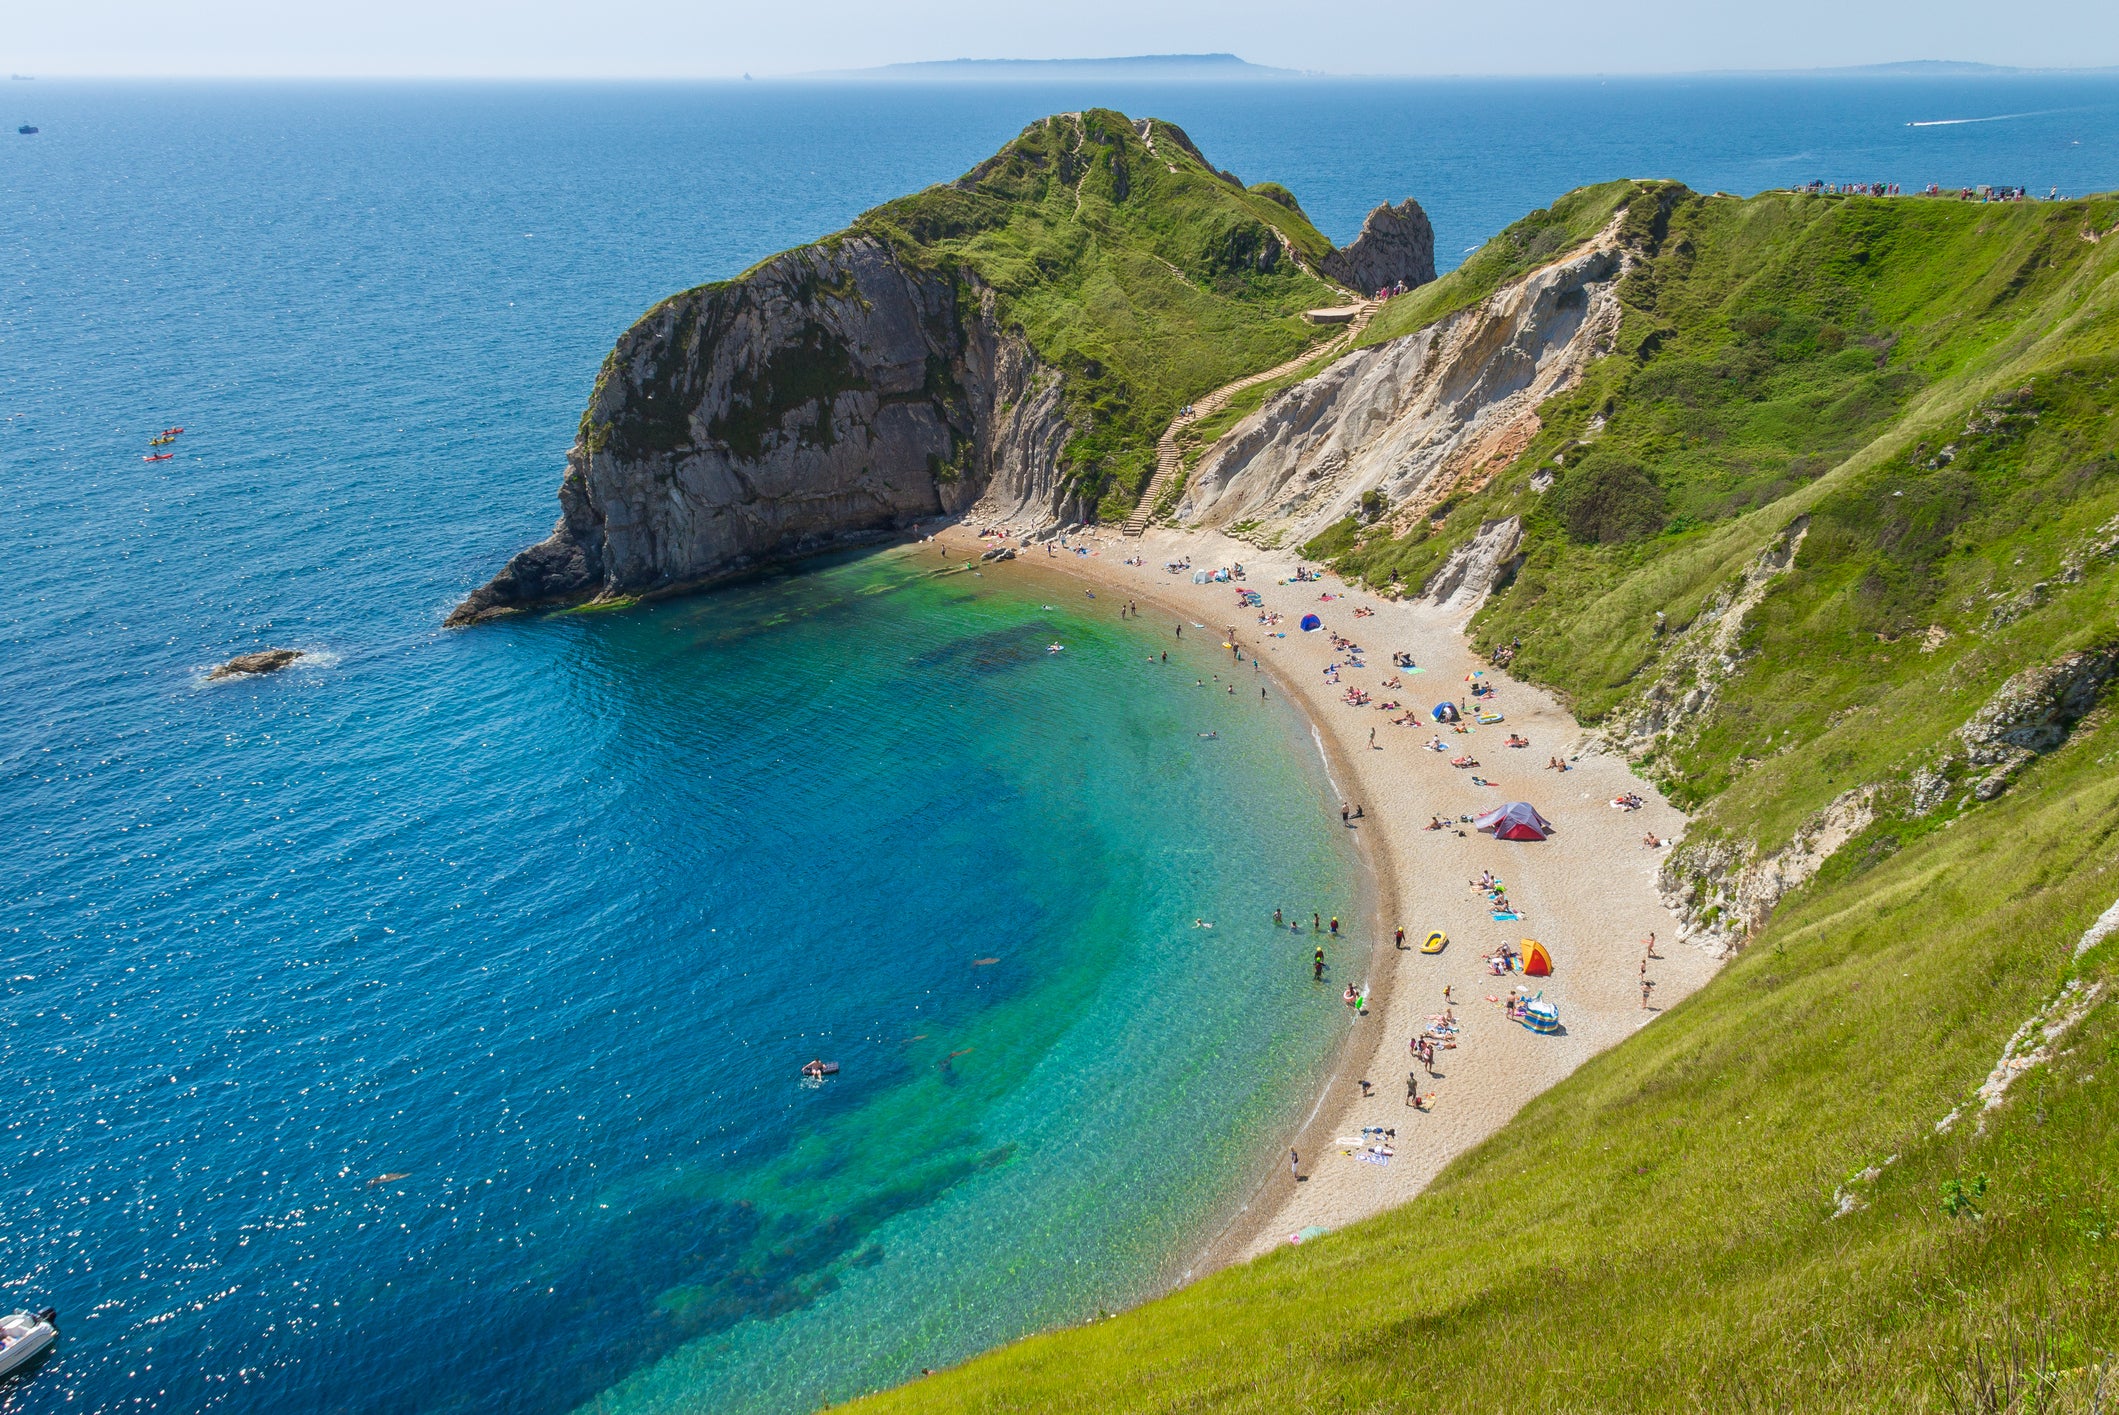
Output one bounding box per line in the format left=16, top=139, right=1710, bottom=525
left=1422, top=516, right=1523, bottom=617
left=1319, top=198, right=1436, bottom=295
left=1660, top=787, right=1877, bottom=955
left=207, top=648, right=305, bottom=681
left=1175, top=238, right=1623, bottom=551
left=449, top=238, right=1077, bottom=625
left=1914, top=643, right=2119, bottom=807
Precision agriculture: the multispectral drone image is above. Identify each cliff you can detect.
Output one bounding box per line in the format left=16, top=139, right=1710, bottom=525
left=1319, top=197, right=1436, bottom=295
left=453, top=110, right=1404, bottom=624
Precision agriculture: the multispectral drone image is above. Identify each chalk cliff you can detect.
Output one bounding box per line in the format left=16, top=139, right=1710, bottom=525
left=454, top=109, right=1401, bottom=624
left=449, top=238, right=1076, bottom=624
left=1319, top=198, right=1436, bottom=295
left=1174, top=235, right=1625, bottom=600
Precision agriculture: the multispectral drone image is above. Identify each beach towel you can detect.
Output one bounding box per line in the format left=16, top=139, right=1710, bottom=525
left=1492, top=911, right=1522, bottom=921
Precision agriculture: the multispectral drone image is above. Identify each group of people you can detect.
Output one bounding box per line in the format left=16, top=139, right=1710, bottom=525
left=1795, top=180, right=2062, bottom=203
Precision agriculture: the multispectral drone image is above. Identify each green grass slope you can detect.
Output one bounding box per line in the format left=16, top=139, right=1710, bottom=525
left=852, top=110, right=1347, bottom=520
left=835, top=189, right=2119, bottom=1410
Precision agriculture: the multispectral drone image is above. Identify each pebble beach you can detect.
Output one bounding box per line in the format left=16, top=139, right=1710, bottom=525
left=933, top=521, right=1724, bottom=1265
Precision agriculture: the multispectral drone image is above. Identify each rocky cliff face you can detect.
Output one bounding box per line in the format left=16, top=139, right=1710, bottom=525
left=1175, top=238, right=1623, bottom=562
left=1319, top=198, right=1436, bottom=295
left=449, top=236, right=1075, bottom=624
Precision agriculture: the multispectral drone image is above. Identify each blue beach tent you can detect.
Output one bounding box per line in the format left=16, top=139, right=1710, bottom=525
left=1300, top=614, right=1322, bottom=631
left=1431, top=702, right=1461, bottom=723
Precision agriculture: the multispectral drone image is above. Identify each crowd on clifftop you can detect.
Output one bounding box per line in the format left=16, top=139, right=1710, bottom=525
left=1794, top=180, right=2065, bottom=201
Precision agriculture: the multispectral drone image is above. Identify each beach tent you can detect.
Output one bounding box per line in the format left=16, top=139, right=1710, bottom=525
left=1521, top=997, right=1561, bottom=1034
left=1431, top=702, right=1461, bottom=723
left=1474, top=801, right=1553, bottom=841
left=1300, top=614, right=1322, bottom=631
left=1523, top=940, right=1554, bottom=976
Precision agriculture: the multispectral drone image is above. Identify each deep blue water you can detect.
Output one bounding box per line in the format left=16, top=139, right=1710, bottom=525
left=3, top=75, right=2117, bottom=1415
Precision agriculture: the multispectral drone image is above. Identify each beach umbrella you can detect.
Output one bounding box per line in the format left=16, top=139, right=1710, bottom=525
left=1300, top=613, right=1322, bottom=631
left=1473, top=801, right=1553, bottom=840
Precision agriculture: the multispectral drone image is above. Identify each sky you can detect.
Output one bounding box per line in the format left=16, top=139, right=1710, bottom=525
left=6, top=0, right=2119, bottom=79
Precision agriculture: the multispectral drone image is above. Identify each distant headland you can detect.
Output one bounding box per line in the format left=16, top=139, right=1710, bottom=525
left=811, top=53, right=1308, bottom=82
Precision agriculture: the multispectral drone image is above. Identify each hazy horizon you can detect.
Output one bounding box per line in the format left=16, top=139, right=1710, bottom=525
left=7, top=0, right=2118, bottom=81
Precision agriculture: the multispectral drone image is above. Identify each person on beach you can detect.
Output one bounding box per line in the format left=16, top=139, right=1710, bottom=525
left=1645, top=931, right=1660, bottom=959
left=1313, top=912, right=1321, bottom=933
left=1313, top=948, right=1326, bottom=980
left=1344, top=983, right=1360, bottom=1008
left=1274, top=908, right=1284, bottom=927
left=1395, top=926, right=1406, bottom=949
left=1330, top=916, right=1341, bottom=937
left=1407, top=1071, right=1420, bottom=1106
left=1641, top=977, right=1656, bottom=1009
left=1175, top=624, right=1182, bottom=639
left=1291, top=1148, right=1301, bottom=1178
left=1369, top=727, right=1378, bottom=749
left=1260, top=686, right=1267, bottom=701
left=1161, top=652, right=1167, bottom=664
left=1341, top=803, right=1350, bottom=826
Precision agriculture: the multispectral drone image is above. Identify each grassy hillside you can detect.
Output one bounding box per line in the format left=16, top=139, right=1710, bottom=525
left=836, top=189, right=2119, bottom=1410
left=853, top=110, right=1347, bottom=520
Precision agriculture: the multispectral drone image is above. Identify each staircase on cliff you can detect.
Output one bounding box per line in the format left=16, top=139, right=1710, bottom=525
left=1122, top=300, right=1378, bottom=537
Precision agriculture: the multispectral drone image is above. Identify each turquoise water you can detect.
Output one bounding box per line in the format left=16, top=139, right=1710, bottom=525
left=5, top=76, right=2117, bottom=1415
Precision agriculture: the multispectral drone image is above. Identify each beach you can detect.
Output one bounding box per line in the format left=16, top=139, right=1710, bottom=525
left=930, top=521, right=1722, bottom=1266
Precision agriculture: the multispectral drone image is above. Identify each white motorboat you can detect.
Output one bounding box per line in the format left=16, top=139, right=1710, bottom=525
left=0, top=1308, right=58, bottom=1379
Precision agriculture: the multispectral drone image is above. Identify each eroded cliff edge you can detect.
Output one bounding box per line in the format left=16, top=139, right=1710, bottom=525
left=448, top=237, right=1074, bottom=625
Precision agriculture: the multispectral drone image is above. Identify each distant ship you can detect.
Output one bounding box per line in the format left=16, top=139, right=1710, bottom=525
left=17, top=125, right=36, bottom=135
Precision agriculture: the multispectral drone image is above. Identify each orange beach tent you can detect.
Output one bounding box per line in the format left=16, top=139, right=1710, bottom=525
left=1523, top=940, right=1553, bottom=977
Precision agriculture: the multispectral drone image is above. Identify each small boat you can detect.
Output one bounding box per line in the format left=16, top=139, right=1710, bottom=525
left=143, top=452, right=173, bottom=461
left=162, top=427, right=184, bottom=436
left=16, top=126, right=37, bottom=136
left=0, top=1308, right=58, bottom=1378
left=1046, top=643, right=1064, bottom=654
left=800, top=1060, right=840, bottom=1079
left=1421, top=930, right=1447, bottom=955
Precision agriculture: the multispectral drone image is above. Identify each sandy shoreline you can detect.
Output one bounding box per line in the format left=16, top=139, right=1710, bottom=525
left=928, top=520, right=1721, bottom=1269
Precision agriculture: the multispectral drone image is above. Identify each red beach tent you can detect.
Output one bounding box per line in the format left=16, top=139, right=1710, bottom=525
left=1474, top=801, right=1554, bottom=841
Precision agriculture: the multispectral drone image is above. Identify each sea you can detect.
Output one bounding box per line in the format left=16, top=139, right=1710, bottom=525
left=3, top=73, right=2116, bottom=1414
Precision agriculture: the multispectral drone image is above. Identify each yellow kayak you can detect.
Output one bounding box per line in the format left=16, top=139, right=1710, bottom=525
left=1422, top=931, right=1447, bottom=954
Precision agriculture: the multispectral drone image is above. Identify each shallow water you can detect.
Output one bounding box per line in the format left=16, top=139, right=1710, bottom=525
left=4, top=75, right=2114, bottom=1414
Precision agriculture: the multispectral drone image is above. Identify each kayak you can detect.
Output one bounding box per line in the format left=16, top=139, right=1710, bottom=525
left=1422, top=931, right=1447, bottom=954
left=143, top=453, right=173, bottom=461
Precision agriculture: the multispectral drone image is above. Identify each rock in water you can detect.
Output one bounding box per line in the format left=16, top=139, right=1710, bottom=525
left=208, top=648, right=304, bottom=681
left=1320, top=198, right=1436, bottom=296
